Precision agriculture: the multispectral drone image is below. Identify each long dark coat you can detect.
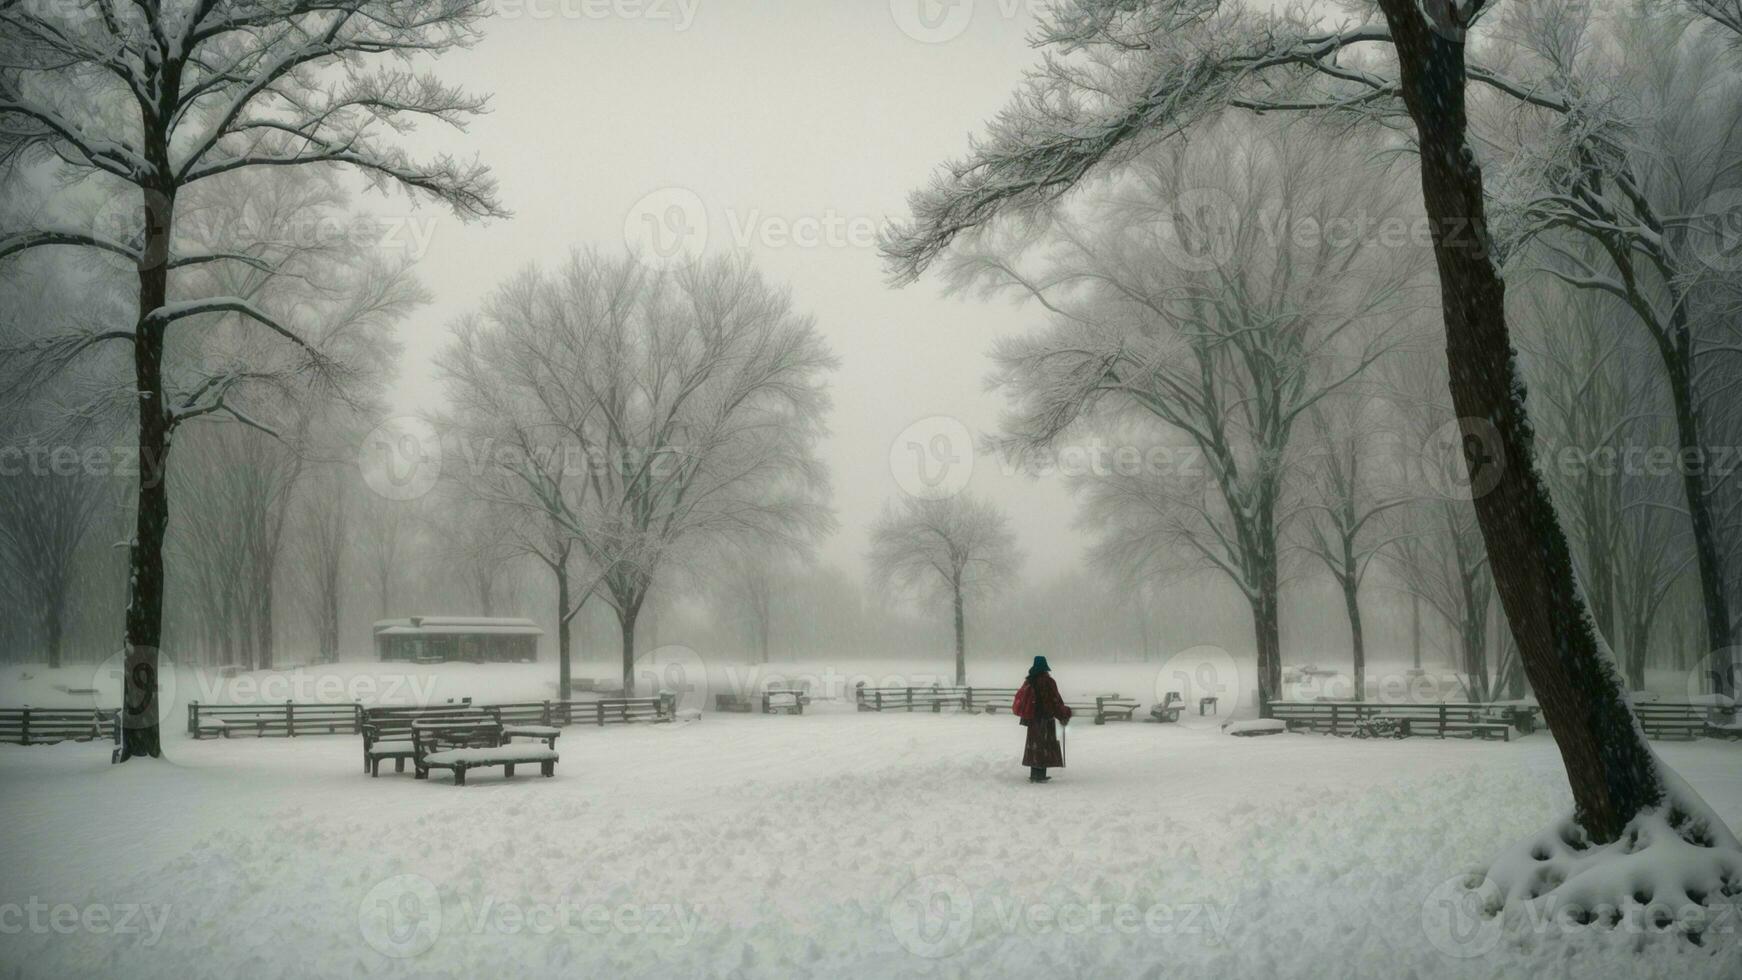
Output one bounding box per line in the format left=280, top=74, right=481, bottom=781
left=1020, top=671, right=1072, bottom=768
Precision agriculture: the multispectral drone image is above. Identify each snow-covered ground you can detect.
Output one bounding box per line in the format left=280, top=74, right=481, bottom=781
left=1, top=663, right=1738, bottom=979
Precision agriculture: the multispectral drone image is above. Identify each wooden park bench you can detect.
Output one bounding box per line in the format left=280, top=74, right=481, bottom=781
left=1198, top=696, right=1219, bottom=716
left=188, top=701, right=362, bottom=739
left=411, top=717, right=557, bottom=785
left=360, top=704, right=484, bottom=776
left=0, top=707, right=120, bottom=746
left=714, top=693, right=755, bottom=712
left=1149, top=692, right=1184, bottom=723
left=1075, top=695, right=1139, bottom=724
left=761, top=689, right=805, bottom=715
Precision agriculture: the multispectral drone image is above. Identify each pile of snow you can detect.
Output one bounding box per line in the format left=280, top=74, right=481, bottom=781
left=1475, top=770, right=1742, bottom=944
left=1222, top=719, right=1286, bottom=737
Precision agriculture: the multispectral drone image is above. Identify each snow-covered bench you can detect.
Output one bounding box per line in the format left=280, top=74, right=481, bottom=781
left=762, top=690, right=805, bottom=715
left=359, top=704, right=485, bottom=776
left=419, top=745, right=558, bottom=785
left=501, top=724, right=561, bottom=749
left=1147, top=693, right=1184, bottom=723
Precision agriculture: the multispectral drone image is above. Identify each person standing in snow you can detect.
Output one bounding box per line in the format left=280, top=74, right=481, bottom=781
left=1014, top=655, right=1071, bottom=783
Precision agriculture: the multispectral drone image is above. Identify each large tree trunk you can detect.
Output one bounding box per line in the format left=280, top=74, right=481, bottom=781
left=951, top=579, right=966, bottom=686
left=1251, top=557, right=1282, bottom=716
left=118, top=186, right=174, bottom=763
left=45, top=599, right=64, bottom=670
left=1340, top=565, right=1366, bottom=702
left=618, top=597, right=642, bottom=694
left=1378, top=2, right=1661, bottom=841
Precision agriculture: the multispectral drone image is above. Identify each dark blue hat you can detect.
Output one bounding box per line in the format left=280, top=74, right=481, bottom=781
left=1030, top=655, right=1051, bottom=673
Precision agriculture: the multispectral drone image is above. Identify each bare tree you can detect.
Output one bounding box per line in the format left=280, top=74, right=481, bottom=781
left=952, top=124, right=1418, bottom=711
left=1490, top=2, right=1742, bottom=668
left=708, top=545, right=791, bottom=664
left=0, top=0, right=501, bottom=759
left=436, top=251, right=836, bottom=692
left=1297, top=397, right=1413, bottom=701
left=358, top=492, right=413, bottom=623
left=867, top=493, right=1021, bottom=686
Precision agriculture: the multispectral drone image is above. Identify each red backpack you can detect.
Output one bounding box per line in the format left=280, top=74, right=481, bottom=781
left=1012, top=682, right=1036, bottom=719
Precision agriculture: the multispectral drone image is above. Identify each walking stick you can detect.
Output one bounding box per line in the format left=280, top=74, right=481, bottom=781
left=1061, top=716, right=1067, bottom=768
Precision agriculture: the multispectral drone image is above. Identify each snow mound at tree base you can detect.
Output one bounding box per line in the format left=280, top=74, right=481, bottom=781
left=1472, top=772, right=1742, bottom=944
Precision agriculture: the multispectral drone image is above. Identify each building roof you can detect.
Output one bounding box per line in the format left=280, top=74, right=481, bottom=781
left=373, top=616, right=543, bottom=637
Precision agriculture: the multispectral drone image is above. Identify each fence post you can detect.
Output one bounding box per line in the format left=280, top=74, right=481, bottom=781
left=20, top=707, right=29, bottom=746
left=188, top=701, right=199, bottom=737
left=1438, top=705, right=1447, bottom=739
left=287, top=700, right=296, bottom=737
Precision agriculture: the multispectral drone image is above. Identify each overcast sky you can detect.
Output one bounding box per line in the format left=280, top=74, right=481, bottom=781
left=386, top=2, right=1088, bottom=581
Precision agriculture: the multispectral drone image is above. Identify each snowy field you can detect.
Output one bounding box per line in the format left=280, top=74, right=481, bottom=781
left=1, top=661, right=1739, bottom=979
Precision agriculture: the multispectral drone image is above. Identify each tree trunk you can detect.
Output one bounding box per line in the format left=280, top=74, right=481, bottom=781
left=1411, top=592, right=1422, bottom=670
left=618, top=599, right=641, bottom=694
left=556, top=559, right=571, bottom=701
left=118, top=186, right=175, bottom=763
left=257, top=576, right=273, bottom=670
left=1252, top=557, right=1282, bottom=716
left=952, top=579, right=966, bottom=686
left=1666, top=365, right=1735, bottom=697
left=45, top=598, right=63, bottom=670
left=1377, top=2, right=1662, bottom=841
left=1342, top=569, right=1366, bottom=701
